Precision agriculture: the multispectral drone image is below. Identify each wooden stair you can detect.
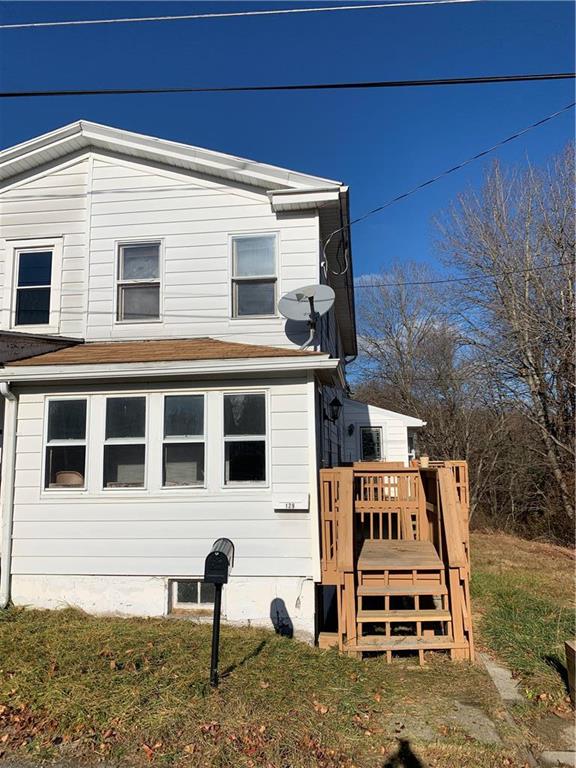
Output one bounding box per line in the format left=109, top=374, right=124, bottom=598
left=345, top=539, right=459, bottom=663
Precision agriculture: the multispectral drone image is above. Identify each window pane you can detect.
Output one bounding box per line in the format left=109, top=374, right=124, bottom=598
left=15, top=287, right=51, bottom=325
left=233, top=236, right=275, bottom=277
left=163, top=443, right=205, bottom=486
left=200, top=582, right=215, bottom=604
left=177, top=581, right=198, bottom=604
left=106, top=397, right=146, bottom=439
left=45, top=446, right=86, bottom=488
left=224, top=394, right=265, bottom=436
left=119, top=284, right=160, bottom=321
left=361, top=428, right=382, bottom=461
left=18, top=251, right=52, bottom=287
left=120, top=244, right=159, bottom=280
left=103, top=444, right=145, bottom=488
left=235, top=280, right=275, bottom=317
left=225, top=441, right=266, bottom=483
left=48, top=400, right=86, bottom=441
left=164, top=395, right=204, bottom=437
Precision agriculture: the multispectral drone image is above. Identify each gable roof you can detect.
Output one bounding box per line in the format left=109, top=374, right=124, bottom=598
left=0, top=120, right=342, bottom=190
left=8, top=337, right=321, bottom=367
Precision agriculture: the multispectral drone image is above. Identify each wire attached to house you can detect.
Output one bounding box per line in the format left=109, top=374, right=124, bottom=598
left=1, top=73, right=573, bottom=99
left=322, top=100, right=576, bottom=274
left=0, top=1, right=480, bottom=30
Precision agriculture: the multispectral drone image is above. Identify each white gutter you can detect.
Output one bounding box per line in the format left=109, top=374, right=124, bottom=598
left=0, top=354, right=340, bottom=383
left=0, top=383, right=17, bottom=609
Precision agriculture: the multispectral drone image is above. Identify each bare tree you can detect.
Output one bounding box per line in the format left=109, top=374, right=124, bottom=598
left=437, top=145, right=575, bottom=525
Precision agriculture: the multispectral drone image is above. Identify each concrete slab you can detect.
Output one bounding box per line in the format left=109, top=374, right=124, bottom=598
left=478, top=651, right=523, bottom=703
left=540, top=750, right=576, bottom=767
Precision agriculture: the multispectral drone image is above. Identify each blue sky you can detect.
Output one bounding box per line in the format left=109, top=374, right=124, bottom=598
left=0, top=1, right=574, bottom=278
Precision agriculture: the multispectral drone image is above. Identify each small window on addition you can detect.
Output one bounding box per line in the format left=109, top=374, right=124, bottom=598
left=170, top=580, right=215, bottom=614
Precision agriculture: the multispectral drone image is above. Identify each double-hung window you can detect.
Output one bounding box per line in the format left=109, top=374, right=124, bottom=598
left=231, top=235, right=277, bottom=317
left=224, top=393, right=267, bottom=484
left=163, top=395, right=205, bottom=487
left=117, top=243, right=160, bottom=322
left=103, top=397, right=146, bottom=488
left=45, top=399, right=87, bottom=489
left=15, top=249, right=53, bottom=326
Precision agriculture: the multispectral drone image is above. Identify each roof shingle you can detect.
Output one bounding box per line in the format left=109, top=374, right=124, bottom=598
left=9, top=338, right=321, bottom=367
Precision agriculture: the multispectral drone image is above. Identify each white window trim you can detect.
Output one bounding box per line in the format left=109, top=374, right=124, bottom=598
left=3, top=237, right=63, bottom=333
left=42, top=396, right=89, bottom=493
left=170, top=579, right=215, bottom=612
left=161, top=393, right=207, bottom=490
left=102, top=395, right=148, bottom=491
left=360, top=425, right=385, bottom=462
left=222, top=390, right=270, bottom=488
left=114, top=239, right=163, bottom=325
left=229, top=232, right=279, bottom=320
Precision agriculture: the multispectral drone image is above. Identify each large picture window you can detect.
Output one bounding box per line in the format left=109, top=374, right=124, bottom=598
left=163, top=394, right=205, bottom=487
left=117, top=243, right=160, bottom=322
left=15, top=250, right=52, bottom=326
left=224, top=393, right=267, bottom=484
left=231, top=235, right=277, bottom=317
left=44, top=399, right=87, bottom=489
left=103, top=397, right=146, bottom=488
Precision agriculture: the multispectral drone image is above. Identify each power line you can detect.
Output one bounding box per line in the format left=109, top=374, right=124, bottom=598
left=323, top=100, right=576, bottom=259
left=1, top=72, right=573, bottom=99
left=0, top=1, right=479, bottom=30
left=353, top=260, right=575, bottom=289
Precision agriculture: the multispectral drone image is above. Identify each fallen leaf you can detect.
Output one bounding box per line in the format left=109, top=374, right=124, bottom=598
left=259, top=680, right=270, bottom=689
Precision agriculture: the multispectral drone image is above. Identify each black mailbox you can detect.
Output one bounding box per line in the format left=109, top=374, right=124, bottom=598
left=204, top=538, right=234, bottom=584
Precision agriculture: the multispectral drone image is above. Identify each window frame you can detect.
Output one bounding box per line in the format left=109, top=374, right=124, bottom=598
left=360, top=426, right=384, bottom=462
left=170, top=579, right=216, bottom=613
left=115, top=240, right=163, bottom=325
left=229, top=233, right=279, bottom=320
left=102, top=394, right=148, bottom=491
left=5, top=238, right=63, bottom=333
left=42, top=396, right=89, bottom=493
left=222, top=390, right=269, bottom=488
left=161, top=393, right=207, bottom=490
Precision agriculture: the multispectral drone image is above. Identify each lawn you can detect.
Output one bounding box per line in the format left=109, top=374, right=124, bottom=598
left=0, top=531, right=572, bottom=767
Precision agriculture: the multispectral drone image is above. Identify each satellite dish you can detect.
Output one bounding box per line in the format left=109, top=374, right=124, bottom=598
left=278, top=284, right=335, bottom=349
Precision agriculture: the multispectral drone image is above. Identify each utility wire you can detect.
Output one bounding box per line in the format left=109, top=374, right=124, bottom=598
left=0, top=72, right=574, bottom=99
left=323, top=100, right=576, bottom=264
left=0, top=0, right=479, bottom=30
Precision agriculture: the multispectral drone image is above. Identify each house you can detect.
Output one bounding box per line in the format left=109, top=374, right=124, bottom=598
left=0, top=121, right=360, bottom=639
left=342, top=398, right=425, bottom=465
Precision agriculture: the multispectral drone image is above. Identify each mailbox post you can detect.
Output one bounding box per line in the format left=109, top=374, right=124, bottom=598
left=204, top=538, right=234, bottom=687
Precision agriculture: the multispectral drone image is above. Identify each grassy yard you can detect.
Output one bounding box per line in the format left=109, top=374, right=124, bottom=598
left=0, top=531, right=572, bottom=767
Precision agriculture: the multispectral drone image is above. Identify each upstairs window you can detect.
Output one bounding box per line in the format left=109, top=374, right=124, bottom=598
left=45, top=399, right=87, bottom=489
left=15, top=250, right=52, bottom=326
left=117, top=243, right=160, bottom=322
left=224, top=393, right=267, bottom=484
left=231, top=235, right=277, bottom=317
left=103, top=396, right=146, bottom=488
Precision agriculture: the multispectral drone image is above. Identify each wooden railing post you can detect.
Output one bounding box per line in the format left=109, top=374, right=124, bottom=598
left=336, top=467, right=355, bottom=574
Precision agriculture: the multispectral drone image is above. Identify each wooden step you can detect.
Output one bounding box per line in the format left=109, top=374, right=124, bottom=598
left=356, top=609, right=452, bottom=622
left=318, top=632, right=339, bottom=649
left=348, top=635, right=464, bottom=652
left=358, top=584, right=447, bottom=597
left=358, top=540, right=443, bottom=571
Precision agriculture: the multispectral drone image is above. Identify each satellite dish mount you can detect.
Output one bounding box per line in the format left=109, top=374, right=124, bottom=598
left=278, top=284, right=335, bottom=350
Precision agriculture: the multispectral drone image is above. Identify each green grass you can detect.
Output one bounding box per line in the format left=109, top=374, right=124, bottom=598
left=0, top=608, right=521, bottom=767
left=470, top=532, right=574, bottom=702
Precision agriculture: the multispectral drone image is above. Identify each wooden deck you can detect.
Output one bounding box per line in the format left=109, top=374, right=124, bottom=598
left=318, top=461, right=474, bottom=662
left=358, top=540, right=443, bottom=571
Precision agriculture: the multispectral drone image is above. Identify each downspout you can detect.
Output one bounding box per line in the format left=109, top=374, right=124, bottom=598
left=0, top=382, right=17, bottom=609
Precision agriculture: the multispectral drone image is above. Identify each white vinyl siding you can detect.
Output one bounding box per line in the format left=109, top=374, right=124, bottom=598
left=10, top=376, right=313, bottom=579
